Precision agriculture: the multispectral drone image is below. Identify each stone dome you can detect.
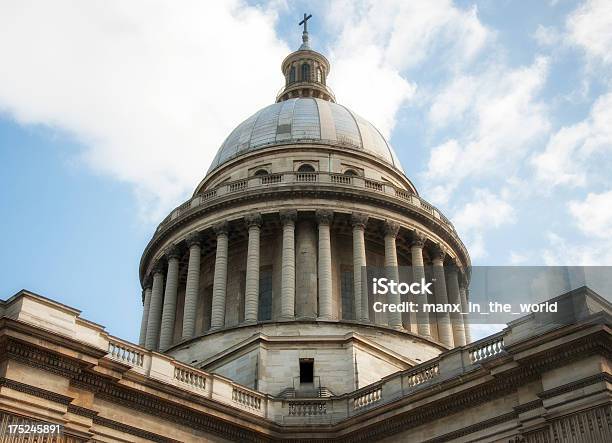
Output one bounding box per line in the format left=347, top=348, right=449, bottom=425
left=207, top=98, right=404, bottom=174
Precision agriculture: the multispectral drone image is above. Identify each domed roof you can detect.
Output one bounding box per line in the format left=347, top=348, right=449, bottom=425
left=207, top=98, right=403, bottom=173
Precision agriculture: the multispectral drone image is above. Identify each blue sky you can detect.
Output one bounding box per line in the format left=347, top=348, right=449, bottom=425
left=1, top=0, right=611, bottom=342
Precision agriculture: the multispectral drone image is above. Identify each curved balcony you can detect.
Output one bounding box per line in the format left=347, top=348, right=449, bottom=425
left=148, top=171, right=467, bottom=262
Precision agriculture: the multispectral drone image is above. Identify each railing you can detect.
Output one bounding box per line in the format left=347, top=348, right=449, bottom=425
left=232, top=386, right=262, bottom=410
left=261, top=174, right=282, bottom=185
left=288, top=401, right=327, bottom=416
left=468, top=333, right=505, bottom=363
left=174, top=366, right=206, bottom=390
left=228, top=179, right=247, bottom=193
left=404, top=361, right=440, bottom=387
left=108, top=340, right=144, bottom=367
left=331, top=174, right=352, bottom=185
left=353, top=385, right=382, bottom=410
left=153, top=171, right=463, bottom=252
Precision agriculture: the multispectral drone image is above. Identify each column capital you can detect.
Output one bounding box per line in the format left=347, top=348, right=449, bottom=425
left=315, top=209, right=333, bottom=226
left=143, top=276, right=153, bottom=290
left=152, top=261, right=166, bottom=275
left=409, top=229, right=427, bottom=248
left=245, top=212, right=263, bottom=228
left=185, top=232, right=202, bottom=248
left=383, top=220, right=400, bottom=238
left=280, top=209, right=298, bottom=226
left=432, top=243, right=447, bottom=263
left=351, top=212, right=368, bottom=230
left=164, top=244, right=182, bottom=260
left=213, top=221, right=229, bottom=236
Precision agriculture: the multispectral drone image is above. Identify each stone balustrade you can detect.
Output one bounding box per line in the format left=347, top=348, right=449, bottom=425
left=108, top=339, right=144, bottom=367
left=174, top=365, right=207, bottom=390
left=403, top=360, right=440, bottom=388
left=232, top=386, right=262, bottom=410
left=353, top=385, right=382, bottom=410
left=153, top=171, right=461, bottom=244
left=468, top=332, right=505, bottom=363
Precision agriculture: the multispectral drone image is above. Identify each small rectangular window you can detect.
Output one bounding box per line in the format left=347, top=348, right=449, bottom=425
left=299, top=359, right=314, bottom=384
left=341, top=267, right=354, bottom=320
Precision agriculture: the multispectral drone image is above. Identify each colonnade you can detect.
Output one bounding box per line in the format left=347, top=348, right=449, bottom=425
left=138, top=210, right=470, bottom=351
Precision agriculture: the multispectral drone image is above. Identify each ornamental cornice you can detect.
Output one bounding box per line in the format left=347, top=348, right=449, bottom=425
left=0, top=377, right=73, bottom=405
left=139, top=186, right=469, bottom=292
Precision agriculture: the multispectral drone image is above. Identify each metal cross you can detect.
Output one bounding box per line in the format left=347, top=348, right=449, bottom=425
left=299, top=13, right=312, bottom=34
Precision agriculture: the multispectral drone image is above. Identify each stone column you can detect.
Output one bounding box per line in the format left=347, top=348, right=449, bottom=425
left=138, top=281, right=152, bottom=346
left=316, top=210, right=333, bottom=320
left=411, top=230, right=431, bottom=337
left=280, top=210, right=297, bottom=319
left=459, top=274, right=472, bottom=344
left=159, top=246, right=181, bottom=351
left=296, top=219, right=318, bottom=318
left=384, top=221, right=402, bottom=329
left=181, top=233, right=201, bottom=340
left=352, top=213, right=369, bottom=321
left=145, top=265, right=165, bottom=350
left=432, top=245, right=454, bottom=348
left=244, top=213, right=262, bottom=323
left=446, top=262, right=466, bottom=346
left=210, top=222, right=229, bottom=329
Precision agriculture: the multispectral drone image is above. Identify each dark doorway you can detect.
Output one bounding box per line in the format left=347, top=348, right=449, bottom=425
left=299, top=359, right=314, bottom=384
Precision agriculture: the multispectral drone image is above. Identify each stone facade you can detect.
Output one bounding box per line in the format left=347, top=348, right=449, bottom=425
left=0, top=286, right=610, bottom=442
left=1, top=19, right=611, bottom=443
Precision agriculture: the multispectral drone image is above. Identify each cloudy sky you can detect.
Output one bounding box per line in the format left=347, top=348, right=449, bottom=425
left=1, top=0, right=611, bottom=341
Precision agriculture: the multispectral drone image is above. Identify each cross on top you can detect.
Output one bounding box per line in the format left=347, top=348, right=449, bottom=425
left=299, top=13, right=312, bottom=34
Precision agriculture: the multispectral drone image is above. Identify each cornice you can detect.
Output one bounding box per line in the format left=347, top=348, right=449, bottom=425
left=0, top=377, right=73, bottom=405
left=139, top=185, right=469, bottom=283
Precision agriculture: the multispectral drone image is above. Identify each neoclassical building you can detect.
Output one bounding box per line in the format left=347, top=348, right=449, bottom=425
left=0, top=19, right=610, bottom=443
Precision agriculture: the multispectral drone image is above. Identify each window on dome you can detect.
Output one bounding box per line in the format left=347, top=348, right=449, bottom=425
left=341, top=267, right=354, bottom=320
left=289, top=66, right=296, bottom=83
left=344, top=169, right=358, bottom=176
left=316, top=68, right=322, bottom=83
left=299, top=359, right=314, bottom=384
left=297, top=164, right=315, bottom=172
left=301, top=63, right=310, bottom=81
left=253, top=169, right=269, bottom=176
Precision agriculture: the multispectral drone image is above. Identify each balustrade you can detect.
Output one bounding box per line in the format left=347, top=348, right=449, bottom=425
left=232, top=387, right=262, bottom=410
left=174, top=366, right=206, bottom=389
left=353, top=386, right=382, bottom=410
left=288, top=401, right=327, bottom=416
left=469, top=334, right=505, bottom=363
left=108, top=340, right=144, bottom=367
left=404, top=361, right=439, bottom=388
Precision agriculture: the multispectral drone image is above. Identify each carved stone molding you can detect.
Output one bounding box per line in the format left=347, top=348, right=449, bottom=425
left=185, top=232, right=202, bottom=248
left=280, top=209, right=298, bottom=226
left=351, top=212, right=368, bottom=229
left=164, top=244, right=182, bottom=260
left=213, top=221, right=229, bottom=236
left=315, top=209, right=334, bottom=226
left=409, top=229, right=427, bottom=248
left=244, top=212, right=263, bottom=229
left=383, top=220, right=400, bottom=238
left=0, top=377, right=73, bottom=405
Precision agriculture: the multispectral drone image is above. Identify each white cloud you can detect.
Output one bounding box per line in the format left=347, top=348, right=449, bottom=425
left=452, top=189, right=516, bottom=259
left=566, top=0, right=612, bottom=67
left=509, top=251, right=529, bottom=265
left=534, top=25, right=561, bottom=47
left=542, top=231, right=612, bottom=265
left=531, top=92, right=612, bottom=188
left=423, top=57, right=550, bottom=202
left=0, top=0, right=289, bottom=220
left=568, top=190, right=612, bottom=238
left=323, top=0, right=490, bottom=137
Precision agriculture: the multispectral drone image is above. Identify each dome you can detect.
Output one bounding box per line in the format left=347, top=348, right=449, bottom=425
left=207, top=98, right=404, bottom=174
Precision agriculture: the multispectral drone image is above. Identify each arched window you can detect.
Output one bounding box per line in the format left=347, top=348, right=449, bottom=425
left=289, top=66, right=296, bottom=83
left=317, top=68, right=323, bottom=83
left=344, top=169, right=358, bottom=176
left=297, top=164, right=315, bottom=172
left=254, top=169, right=269, bottom=176
left=301, top=63, right=311, bottom=81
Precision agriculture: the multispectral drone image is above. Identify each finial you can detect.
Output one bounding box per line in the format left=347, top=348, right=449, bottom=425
left=299, top=13, right=312, bottom=50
